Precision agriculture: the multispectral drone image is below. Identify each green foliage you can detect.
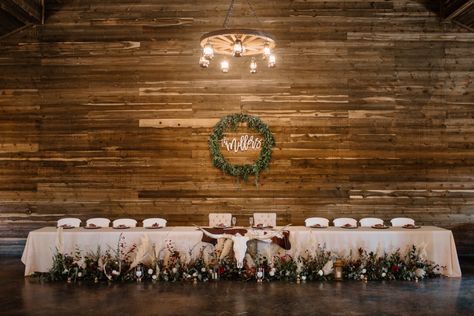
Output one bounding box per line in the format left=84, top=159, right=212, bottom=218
left=343, top=246, right=441, bottom=281
left=298, top=247, right=334, bottom=281
left=34, top=242, right=442, bottom=284
left=270, top=254, right=298, bottom=281
left=208, top=113, right=275, bottom=185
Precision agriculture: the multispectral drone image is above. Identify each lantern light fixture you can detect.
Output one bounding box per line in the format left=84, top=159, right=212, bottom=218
left=220, top=60, right=230, bottom=73
left=250, top=57, right=257, bottom=74
left=268, top=54, right=276, bottom=68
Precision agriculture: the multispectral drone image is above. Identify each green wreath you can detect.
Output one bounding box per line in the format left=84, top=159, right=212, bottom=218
left=208, top=113, right=275, bottom=185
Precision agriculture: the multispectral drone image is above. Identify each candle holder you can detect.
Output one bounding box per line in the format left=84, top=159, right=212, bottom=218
left=334, top=259, right=343, bottom=281
left=135, top=264, right=143, bottom=282
left=256, top=267, right=264, bottom=283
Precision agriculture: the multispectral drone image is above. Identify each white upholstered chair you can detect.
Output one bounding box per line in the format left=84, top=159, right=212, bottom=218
left=57, top=217, right=81, bottom=228
left=333, top=217, right=357, bottom=227
left=86, top=218, right=110, bottom=227
left=390, top=217, right=415, bottom=227
left=359, top=217, right=384, bottom=227
left=208, top=213, right=232, bottom=227
left=253, top=213, right=277, bottom=227
left=112, top=218, right=137, bottom=228
left=304, top=217, right=330, bottom=227
left=143, top=218, right=167, bottom=228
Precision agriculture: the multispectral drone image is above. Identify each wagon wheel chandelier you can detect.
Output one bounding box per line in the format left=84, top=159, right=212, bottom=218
left=199, top=0, right=276, bottom=74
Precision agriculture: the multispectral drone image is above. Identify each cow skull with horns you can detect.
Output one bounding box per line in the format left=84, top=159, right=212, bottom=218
left=197, top=225, right=291, bottom=268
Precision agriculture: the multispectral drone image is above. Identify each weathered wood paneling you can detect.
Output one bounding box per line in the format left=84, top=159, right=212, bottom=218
left=0, top=0, right=473, bottom=255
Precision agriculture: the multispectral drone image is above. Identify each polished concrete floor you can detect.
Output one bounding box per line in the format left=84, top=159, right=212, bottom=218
left=1, top=256, right=473, bottom=316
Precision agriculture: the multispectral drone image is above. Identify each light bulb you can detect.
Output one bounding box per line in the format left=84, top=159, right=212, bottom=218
left=250, top=58, right=257, bottom=74
left=233, top=39, right=243, bottom=57
left=203, top=43, right=214, bottom=59
left=268, top=54, right=276, bottom=68
left=263, top=43, right=271, bottom=57
left=220, top=60, right=229, bottom=73
left=199, top=55, right=210, bottom=68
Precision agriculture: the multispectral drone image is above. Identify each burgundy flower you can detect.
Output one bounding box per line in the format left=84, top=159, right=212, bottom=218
left=219, top=267, right=225, bottom=274
left=391, top=265, right=399, bottom=273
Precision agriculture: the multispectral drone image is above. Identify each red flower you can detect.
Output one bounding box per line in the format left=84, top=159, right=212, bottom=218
left=218, top=267, right=225, bottom=274
left=391, top=265, right=399, bottom=273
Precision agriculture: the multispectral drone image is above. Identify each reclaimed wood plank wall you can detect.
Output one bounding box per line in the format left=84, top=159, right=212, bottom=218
left=0, top=0, right=473, bottom=255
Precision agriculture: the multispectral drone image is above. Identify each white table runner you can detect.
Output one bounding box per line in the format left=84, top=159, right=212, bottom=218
left=21, top=226, right=461, bottom=277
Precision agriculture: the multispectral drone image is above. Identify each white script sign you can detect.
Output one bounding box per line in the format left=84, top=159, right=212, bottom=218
left=221, top=135, right=262, bottom=152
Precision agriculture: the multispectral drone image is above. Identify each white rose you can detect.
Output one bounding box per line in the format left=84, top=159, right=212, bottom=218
left=415, top=268, right=426, bottom=278
left=193, top=272, right=198, bottom=277
left=63, top=269, right=69, bottom=274
left=318, top=270, right=323, bottom=276
left=77, top=272, right=82, bottom=278
left=360, top=274, right=365, bottom=280
left=112, top=270, right=120, bottom=276
left=148, top=269, right=154, bottom=275
left=201, top=267, right=206, bottom=273
left=301, top=275, right=307, bottom=281
left=381, top=272, right=386, bottom=277
left=361, top=269, right=366, bottom=274
left=152, top=274, right=157, bottom=280
left=269, top=270, right=275, bottom=277
left=172, top=267, right=178, bottom=274
left=285, top=271, right=290, bottom=276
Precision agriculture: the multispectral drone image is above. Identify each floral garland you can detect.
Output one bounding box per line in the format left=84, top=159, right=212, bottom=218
left=208, top=113, right=275, bottom=185
left=34, top=237, right=442, bottom=284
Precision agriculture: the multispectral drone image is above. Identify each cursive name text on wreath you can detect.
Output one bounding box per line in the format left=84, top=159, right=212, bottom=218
left=221, top=135, right=262, bottom=152
left=208, top=113, right=274, bottom=186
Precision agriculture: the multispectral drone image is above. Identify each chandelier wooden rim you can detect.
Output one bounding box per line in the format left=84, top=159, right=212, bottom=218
left=200, top=28, right=276, bottom=56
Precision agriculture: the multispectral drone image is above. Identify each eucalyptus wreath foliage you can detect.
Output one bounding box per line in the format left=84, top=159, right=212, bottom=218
left=208, top=113, right=275, bottom=185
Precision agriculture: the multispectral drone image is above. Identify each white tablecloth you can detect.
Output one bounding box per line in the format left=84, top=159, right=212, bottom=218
left=21, top=226, right=461, bottom=277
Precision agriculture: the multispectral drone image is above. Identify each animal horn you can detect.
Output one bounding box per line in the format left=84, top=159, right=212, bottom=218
left=253, top=224, right=292, bottom=240
left=194, top=225, right=233, bottom=240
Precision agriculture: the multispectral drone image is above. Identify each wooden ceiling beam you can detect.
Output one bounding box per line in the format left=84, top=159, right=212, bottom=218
left=443, top=0, right=474, bottom=20
left=0, top=0, right=43, bottom=39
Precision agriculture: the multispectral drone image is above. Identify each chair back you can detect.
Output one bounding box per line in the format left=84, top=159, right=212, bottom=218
left=390, top=217, right=415, bottom=227
left=112, top=218, right=137, bottom=228
left=143, top=218, right=167, bottom=228
left=253, top=213, right=276, bottom=227
left=57, top=217, right=81, bottom=228
left=333, top=217, right=357, bottom=227
left=304, top=217, right=329, bottom=227
left=359, top=217, right=384, bottom=227
left=86, top=218, right=110, bottom=227
left=208, top=213, right=232, bottom=227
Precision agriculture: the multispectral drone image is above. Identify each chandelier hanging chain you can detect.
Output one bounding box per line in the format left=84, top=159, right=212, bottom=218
left=223, top=0, right=236, bottom=29
left=223, top=0, right=262, bottom=29
left=245, top=0, right=263, bottom=28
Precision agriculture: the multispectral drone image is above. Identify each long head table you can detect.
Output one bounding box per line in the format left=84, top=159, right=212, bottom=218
left=21, top=226, right=461, bottom=277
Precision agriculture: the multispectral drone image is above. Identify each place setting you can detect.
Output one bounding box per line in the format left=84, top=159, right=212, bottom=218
left=145, top=222, right=164, bottom=229
left=371, top=224, right=390, bottom=229
left=84, top=223, right=101, bottom=230
left=340, top=223, right=358, bottom=229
